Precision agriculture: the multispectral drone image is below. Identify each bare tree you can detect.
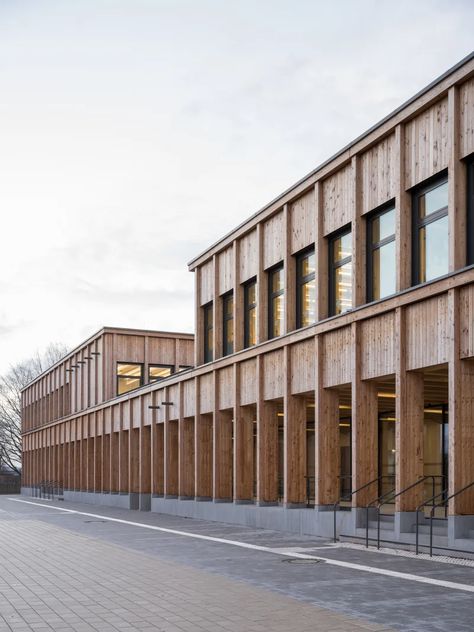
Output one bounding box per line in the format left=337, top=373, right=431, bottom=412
left=0, top=343, right=69, bottom=475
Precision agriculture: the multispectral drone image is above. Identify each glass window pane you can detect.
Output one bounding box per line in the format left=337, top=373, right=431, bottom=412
left=271, top=267, right=284, bottom=293
left=149, top=365, right=172, bottom=380
left=301, top=252, right=316, bottom=277
left=420, top=214, right=449, bottom=282
left=248, top=306, right=256, bottom=346
left=334, top=232, right=352, bottom=263
left=301, top=279, right=316, bottom=326
left=372, top=240, right=396, bottom=300
left=372, top=208, right=395, bottom=243
left=118, top=377, right=141, bottom=395
left=420, top=181, right=448, bottom=218
left=224, top=295, right=233, bottom=317
left=117, top=363, right=142, bottom=377
left=335, top=261, right=352, bottom=314
left=247, top=282, right=256, bottom=305
left=272, top=294, right=284, bottom=336
left=226, top=319, right=234, bottom=350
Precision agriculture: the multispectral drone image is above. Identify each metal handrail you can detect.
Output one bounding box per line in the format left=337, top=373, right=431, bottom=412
left=375, top=475, right=444, bottom=549
left=333, top=475, right=394, bottom=543
left=429, top=480, right=474, bottom=556
left=415, top=486, right=448, bottom=554
left=365, top=483, right=397, bottom=547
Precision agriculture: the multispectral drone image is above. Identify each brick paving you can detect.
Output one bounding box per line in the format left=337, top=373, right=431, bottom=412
left=0, top=502, right=389, bottom=632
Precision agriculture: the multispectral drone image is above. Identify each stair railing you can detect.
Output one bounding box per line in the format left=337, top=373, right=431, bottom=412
left=375, top=475, right=443, bottom=549
left=332, top=475, right=394, bottom=543
left=415, top=485, right=448, bottom=554
left=428, top=480, right=474, bottom=557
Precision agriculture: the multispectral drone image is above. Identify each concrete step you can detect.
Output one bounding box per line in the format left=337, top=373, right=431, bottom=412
left=415, top=524, right=448, bottom=536
left=368, top=520, right=394, bottom=531
left=353, top=528, right=449, bottom=548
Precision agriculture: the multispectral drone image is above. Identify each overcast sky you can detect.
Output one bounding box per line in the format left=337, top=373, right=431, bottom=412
left=1, top=0, right=473, bottom=373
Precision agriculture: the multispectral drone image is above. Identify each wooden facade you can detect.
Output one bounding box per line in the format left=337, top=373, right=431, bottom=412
left=21, top=55, right=474, bottom=529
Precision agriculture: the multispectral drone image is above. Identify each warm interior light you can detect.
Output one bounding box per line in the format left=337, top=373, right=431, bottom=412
left=338, top=404, right=351, bottom=410
left=339, top=422, right=350, bottom=427
left=424, top=408, right=443, bottom=414
left=377, top=392, right=396, bottom=398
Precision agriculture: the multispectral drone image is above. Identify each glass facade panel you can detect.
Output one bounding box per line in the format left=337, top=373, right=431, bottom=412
left=420, top=214, right=449, bottom=282
left=334, top=260, right=352, bottom=315
left=372, top=239, right=396, bottom=300
left=244, top=280, right=257, bottom=348
left=297, top=249, right=316, bottom=328
left=302, top=251, right=316, bottom=277
left=300, top=278, right=316, bottom=326
left=334, top=232, right=352, bottom=262
left=149, top=365, right=173, bottom=381
left=223, top=293, right=234, bottom=356
left=420, top=181, right=448, bottom=218
left=203, top=303, right=213, bottom=363
left=372, top=208, right=395, bottom=242
left=268, top=266, right=284, bottom=339
left=117, top=363, right=143, bottom=395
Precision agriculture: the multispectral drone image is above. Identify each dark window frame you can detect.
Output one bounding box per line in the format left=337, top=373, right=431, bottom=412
left=467, top=156, right=474, bottom=265
left=328, top=225, right=352, bottom=317
left=243, top=277, right=257, bottom=348
left=148, top=364, right=175, bottom=383
left=296, top=246, right=316, bottom=329
left=116, top=362, right=144, bottom=396
left=268, top=263, right=284, bottom=340
left=412, top=171, right=448, bottom=286
left=222, top=291, right=234, bottom=357
left=366, top=201, right=396, bottom=303
left=203, top=302, right=213, bottom=363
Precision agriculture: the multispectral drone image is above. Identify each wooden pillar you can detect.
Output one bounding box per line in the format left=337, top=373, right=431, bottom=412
left=119, top=430, right=129, bottom=493
left=94, top=435, right=102, bottom=492
left=81, top=439, right=87, bottom=491
left=110, top=432, right=119, bottom=492
left=395, top=124, right=411, bottom=291
left=194, top=377, right=212, bottom=499
left=152, top=423, right=164, bottom=496
left=213, top=409, right=233, bottom=501
left=314, top=336, right=340, bottom=505
left=129, top=428, right=140, bottom=494
left=233, top=363, right=254, bottom=502
left=256, top=356, right=278, bottom=504
left=179, top=417, right=195, bottom=498
left=283, top=346, right=306, bottom=505
left=449, top=288, right=474, bottom=514
left=351, top=322, right=378, bottom=506
left=139, top=425, right=151, bottom=495
left=87, top=436, right=94, bottom=491
left=395, top=307, right=424, bottom=511
left=448, top=86, right=467, bottom=271
left=164, top=420, right=179, bottom=496
left=102, top=434, right=110, bottom=492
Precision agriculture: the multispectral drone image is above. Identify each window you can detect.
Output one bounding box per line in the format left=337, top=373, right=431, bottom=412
left=222, top=292, right=234, bottom=356
left=268, top=265, right=284, bottom=339
left=413, top=175, right=448, bottom=284
left=177, top=365, right=193, bottom=372
left=329, top=229, right=352, bottom=315
left=367, top=205, right=396, bottom=301
left=296, top=248, right=316, bottom=328
left=468, top=157, right=474, bottom=265
left=117, top=363, right=143, bottom=395
left=149, top=364, right=174, bottom=382
left=244, top=278, right=257, bottom=348
left=203, top=302, right=213, bottom=363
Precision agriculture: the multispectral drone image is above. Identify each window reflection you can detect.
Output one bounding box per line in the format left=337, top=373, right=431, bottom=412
left=268, top=265, right=284, bottom=339
left=330, top=230, right=352, bottom=315
left=368, top=206, right=396, bottom=301
left=117, top=363, right=143, bottom=395
left=414, top=178, right=448, bottom=284
left=244, top=279, right=257, bottom=348
left=297, top=249, right=316, bottom=328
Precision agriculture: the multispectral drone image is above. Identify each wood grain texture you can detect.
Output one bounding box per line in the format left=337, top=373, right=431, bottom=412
left=360, top=133, right=396, bottom=214
left=322, top=162, right=353, bottom=235
left=263, top=211, right=285, bottom=269
left=323, top=327, right=352, bottom=387
left=290, top=189, right=315, bottom=254
left=404, top=98, right=449, bottom=189
left=405, top=295, right=448, bottom=370
left=459, top=76, right=474, bottom=158
left=360, top=313, right=396, bottom=379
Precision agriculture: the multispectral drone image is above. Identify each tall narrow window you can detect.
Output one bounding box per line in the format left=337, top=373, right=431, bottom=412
left=244, top=278, right=257, bottom=348
left=329, top=229, right=352, bottom=315
left=268, top=264, right=284, bottom=339
left=222, top=292, right=234, bottom=356
left=117, top=363, right=143, bottom=395
left=467, top=157, right=474, bottom=266
left=367, top=205, right=396, bottom=301
left=296, top=248, right=316, bottom=328
left=203, top=302, right=213, bottom=363
left=149, top=364, right=174, bottom=382
left=413, top=176, right=448, bottom=284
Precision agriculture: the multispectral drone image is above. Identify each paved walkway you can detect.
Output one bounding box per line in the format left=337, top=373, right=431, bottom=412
left=0, top=496, right=473, bottom=631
